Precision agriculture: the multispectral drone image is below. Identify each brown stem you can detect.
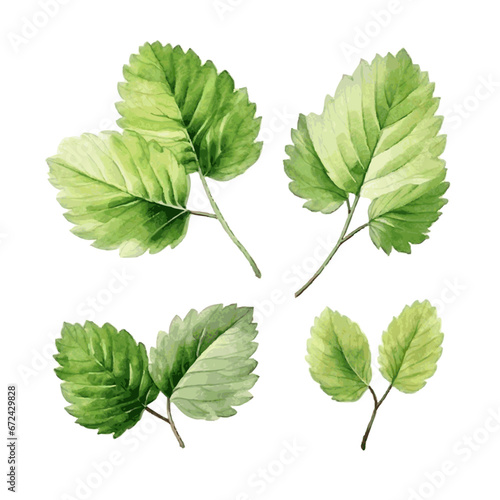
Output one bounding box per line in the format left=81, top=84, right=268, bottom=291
left=360, top=385, right=392, bottom=451
left=166, top=398, right=185, bottom=448
left=145, top=406, right=170, bottom=424
left=295, top=196, right=368, bottom=298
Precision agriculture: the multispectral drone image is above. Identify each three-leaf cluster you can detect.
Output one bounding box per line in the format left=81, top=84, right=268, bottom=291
left=54, top=304, right=258, bottom=447
left=306, top=300, right=444, bottom=449
left=285, top=49, right=449, bottom=296
left=47, top=43, right=262, bottom=276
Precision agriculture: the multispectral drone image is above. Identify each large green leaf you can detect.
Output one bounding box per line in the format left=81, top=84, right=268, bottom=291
left=285, top=49, right=448, bottom=254
left=47, top=130, right=191, bottom=257
left=149, top=304, right=258, bottom=420
left=378, top=300, right=444, bottom=393
left=117, top=42, right=262, bottom=181
left=306, top=308, right=372, bottom=402
left=305, top=49, right=445, bottom=196
left=54, top=322, right=159, bottom=438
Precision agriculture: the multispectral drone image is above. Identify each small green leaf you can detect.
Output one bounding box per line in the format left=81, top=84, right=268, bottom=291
left=117, top=42, right=262, bottom=181
left=47, top=130, right=191, bottom=257
left=54, top=322, right=159, bottom=438
left=369, top=170, right=449, bottom=254
left=284, top=114, right=348, bottom=214
left=306, top=308, right=372, bottom=402
left=378, top=300, right=444, bottom=393
left=150, top=304, right=258, bottom=420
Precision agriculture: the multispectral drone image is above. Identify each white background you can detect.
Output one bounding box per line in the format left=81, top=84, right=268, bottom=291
left=2, top=0, right=499, bottom=499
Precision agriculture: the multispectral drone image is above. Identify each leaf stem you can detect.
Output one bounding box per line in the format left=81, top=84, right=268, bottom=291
left=197, top=168, right=262, bottom=278
left=295, top=195, right=368, bottom=297
left=145, top=404, right=185, bottom=448
left=361, top=385, right=392, bottom=450
left=189, top=210, right=217, bottom=219
left=166, top=398, right=185, bottom=448
left=145, top=406, right=170, bottom=424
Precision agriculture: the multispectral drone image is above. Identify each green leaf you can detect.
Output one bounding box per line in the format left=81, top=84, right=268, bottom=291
left=369, top=170, right=449, bottom=254
left=285, top=48, right=447, bottom=229
left=149, top=304, right=258, bottom=420
left=54, top=322, right=159, bottom=438
left=285, top=50, right=449, bottom=296
left=378, top=300, right=444, bottom=393
left=284, top=114, right=348, bottom=214
left=306, top=308, right=372, bottom=402
left=47, top=130, right=191, bottom=257
left=302, top=49, right=446, bottom=198
left=117, top=42, right=262, bottom=181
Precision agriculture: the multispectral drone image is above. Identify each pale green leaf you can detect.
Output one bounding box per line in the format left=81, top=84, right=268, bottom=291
left=378, top=300, right=444, bottom=393
left=47, top=130, right=191, bottom=257
left=369, top=170, right=449, bottom=254
left=304, top=49, right=445, bottom=197
left=117, top=42, right=262, bottom=181
left=54, top=322, right=159, bottom=438
left=150, top=304, right=258, bottom=420
left=307, top=308, right=372, bottom=402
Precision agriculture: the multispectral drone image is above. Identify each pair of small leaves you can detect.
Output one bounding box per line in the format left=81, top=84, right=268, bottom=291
left=307, top=300, right=443, bottom=448
left=54, top=304, right=258, bottom=440
left=285, top=49, right=449, bottom=256
left=307, top=300, right=444, bottom=402
left=48, top=42, right=262, bottom=259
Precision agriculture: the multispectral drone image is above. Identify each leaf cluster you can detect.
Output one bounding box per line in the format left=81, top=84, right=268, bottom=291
left=48, top=43, right=262, bottom=275
left=54, top=304, right=258, bottom=447
left=306, top=300, right=444, bottom=448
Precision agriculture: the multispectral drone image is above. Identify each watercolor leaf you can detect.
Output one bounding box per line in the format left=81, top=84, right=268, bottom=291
left=368, top=169, right=449, bottom=254
left=298, top=49, right=446, bottom=198
left=117, top=42, right=262, bottom=181
left=285, top=49, right=449, bottom=296
left=149, top=304, right=258, bottom=420
left=284, top=114, right=349, bottom=214
left=306, top=302, right=445, bottom=449
left=378, top=300, right=444, bottom=393
left=54, top=322, right=159, bottom=438
left=306, top=308, right=372, bottom=402
left=47, top=130, right=191, bottom=257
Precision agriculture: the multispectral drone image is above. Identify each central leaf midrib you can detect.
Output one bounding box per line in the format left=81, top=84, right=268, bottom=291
left=389, top=308, right=427, bottom=384
left=70, top=332, right=147, bottom=410
left=355, top=67, right=416, bottom=197
left=54, top=160, right=188, bottom=214
left=149, top=43, right=219, bottom=178
left=172, top=314, right=248, bottom=393
left=334, top=337, right=370, bottom=386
